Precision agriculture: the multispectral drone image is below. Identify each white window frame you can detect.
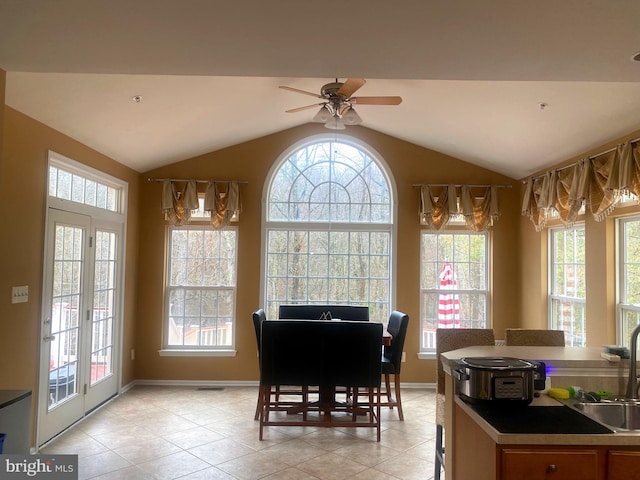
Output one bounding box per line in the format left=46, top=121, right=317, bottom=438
left=160, top=223, right=238, bottom=357
left=48, top=151, right=127, bottom=222
left=548, top=224, right=585, bottom=346
left=617, top=216, right=640, bottom=348
left=418, top=229, right=490, bottom=358
left=261, top=134, right=397, bottom=323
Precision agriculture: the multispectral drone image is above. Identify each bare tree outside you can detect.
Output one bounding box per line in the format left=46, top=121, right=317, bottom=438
left=420, top=231, right=489, bottom=351
left=549, top=226, right=585, bottom=347
left=167, top=227, right=237, bottom=348
left=265, top=140, right=392, bottom=323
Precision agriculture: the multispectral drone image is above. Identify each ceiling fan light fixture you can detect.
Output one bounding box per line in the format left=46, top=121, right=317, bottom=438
left=342, top=107, right=362, bottom=125
left=325, top=115, right=346, bottom=130
left=280, top=78, right=402, bottom=129
left=312, top=106, right=332, bottom=123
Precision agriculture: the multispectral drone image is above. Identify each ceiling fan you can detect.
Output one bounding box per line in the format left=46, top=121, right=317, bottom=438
left=279, top=78, right=402, bottom=130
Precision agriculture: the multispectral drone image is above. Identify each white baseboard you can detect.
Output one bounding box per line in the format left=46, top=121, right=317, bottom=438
left=127, top=379, right=434, bottom=390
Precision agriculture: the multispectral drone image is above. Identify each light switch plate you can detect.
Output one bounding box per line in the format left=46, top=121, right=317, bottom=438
left=12, top=285, right=29, bottom=304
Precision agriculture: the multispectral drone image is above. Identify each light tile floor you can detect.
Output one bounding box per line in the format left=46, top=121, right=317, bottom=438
left=40, top=385, right=441, bottom=480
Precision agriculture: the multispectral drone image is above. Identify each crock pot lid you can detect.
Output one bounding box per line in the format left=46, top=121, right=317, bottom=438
left=460, top=357, right=534, bottom=369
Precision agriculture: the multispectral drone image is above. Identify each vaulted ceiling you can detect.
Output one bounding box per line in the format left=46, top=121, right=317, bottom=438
left=1, top=0, right=640, bottom=178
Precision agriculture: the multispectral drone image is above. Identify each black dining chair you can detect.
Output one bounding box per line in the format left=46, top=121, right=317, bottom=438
left=253, top=308, right=311, bottom=421
left=259, top=319, right=383, bottom=440
left=380, top=310, right=409, bottom=420
left=252, top=308, right=267, bottom=420
left=278, top=304, right=369, bottom=321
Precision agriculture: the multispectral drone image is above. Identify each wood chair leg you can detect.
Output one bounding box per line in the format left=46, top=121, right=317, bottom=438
left=374, top=387, right=381, bottom=442
left=352, top=387, right=358, bottom=421
left=435, top=423, right=444, bottom=480
left=259, top=386, right=267, bottom=440
left=254, top=392, right=261, bottom=421
left=384, top=373, right=393, bottom=407
left=393, top=374, right=403, bottom=421
left=302, top=385, right=308, bottom=421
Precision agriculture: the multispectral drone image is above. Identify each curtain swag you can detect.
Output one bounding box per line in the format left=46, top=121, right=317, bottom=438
left=161, top=179, right=198, bottom=226
left=419, top=184, right=501, bottom=232
left=522, top=141, right=640, bottom=231
left=161, top=180, right=242, bottom=228
left=204, top=181, right=242, bottom=228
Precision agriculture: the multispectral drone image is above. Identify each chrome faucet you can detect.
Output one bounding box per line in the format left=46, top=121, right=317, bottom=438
left=625, top=323, right=640, bottom=399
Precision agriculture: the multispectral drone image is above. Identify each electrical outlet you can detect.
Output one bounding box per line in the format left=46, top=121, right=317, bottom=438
left=11, top=285, right=29, bottom=304
left=401, top=351, right=406, bottom=362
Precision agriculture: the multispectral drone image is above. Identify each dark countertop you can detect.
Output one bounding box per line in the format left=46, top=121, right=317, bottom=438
left=0, top=390, right=31, bottom=410
left=455, top=395, right=640, bottom=446
left=470, top=402, right=613, bottom=435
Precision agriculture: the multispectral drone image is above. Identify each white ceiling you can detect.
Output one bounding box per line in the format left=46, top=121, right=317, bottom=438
left=2, top=0, right=640, bottom=179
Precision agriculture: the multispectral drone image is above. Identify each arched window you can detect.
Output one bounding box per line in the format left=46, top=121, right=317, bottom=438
left=264, top=135, right=395, bottom=322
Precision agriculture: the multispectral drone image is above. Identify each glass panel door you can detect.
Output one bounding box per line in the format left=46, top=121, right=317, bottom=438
left=38, top=211, right=122, bottom=444
left=38, top=210, right=89, bottom=444
left=85, top=226, right=120, bottom=411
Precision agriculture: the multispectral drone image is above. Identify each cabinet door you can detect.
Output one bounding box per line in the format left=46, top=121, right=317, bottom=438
left=501, top=449, right=601, bottom=480
left=608, top=451, right=640, bottom=480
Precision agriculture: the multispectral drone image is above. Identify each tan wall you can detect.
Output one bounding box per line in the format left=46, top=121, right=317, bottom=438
left=138, top=124, right=521, bottom=384
left=0, top=106, right=139, bottom=444
left=0, top=69, right=5, bottom=181
left=518, top=128, right=640, bottom=346
left=517, top=199, right=548, bottom=334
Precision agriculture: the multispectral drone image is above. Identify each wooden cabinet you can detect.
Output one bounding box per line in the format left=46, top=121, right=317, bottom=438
left=608, top=451, right=640, bottom=480
left=500, top=448, right=602, bottom=479
left=454, top=404, right=640, bottom=480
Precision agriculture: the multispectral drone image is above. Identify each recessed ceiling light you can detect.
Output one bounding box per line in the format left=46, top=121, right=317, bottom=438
left=632, top=51, right=640, bottom=62
left=132, top=95, right=143, bottom=103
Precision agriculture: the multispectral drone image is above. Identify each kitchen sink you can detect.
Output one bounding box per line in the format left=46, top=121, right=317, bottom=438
left=573, top=401, right=640, bottom=431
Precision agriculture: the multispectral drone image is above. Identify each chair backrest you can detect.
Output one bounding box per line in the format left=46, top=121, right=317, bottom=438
left=278, top=304, right=369, bottom=321
left=505, top=328, right=565, bottom=346
left=436, top=328, right=495, bottom=395
left=252, top=309, right=267, bottom=351
left=383, top=311, right=409, bottom=371
left=260, top=320, right=382, bottom=388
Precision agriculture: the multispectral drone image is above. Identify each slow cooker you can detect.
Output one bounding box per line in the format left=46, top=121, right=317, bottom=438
left=453, top=357, right=536, bottom=404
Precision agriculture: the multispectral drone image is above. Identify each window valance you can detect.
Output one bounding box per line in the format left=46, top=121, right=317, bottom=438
left=418, top=184, right=503, bottom=232
left=521, top=140, right=640, bottom=231
left=153, top=178, right=244, bottom=228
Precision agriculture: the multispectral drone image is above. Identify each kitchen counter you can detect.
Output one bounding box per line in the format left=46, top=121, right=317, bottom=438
left=0, top=390, right=32, bottom=454
left=442, top=345, right=629, bottom=371
left=440, top=346, right=640, bottom=479
left=455, top=395, right=640, bottom=446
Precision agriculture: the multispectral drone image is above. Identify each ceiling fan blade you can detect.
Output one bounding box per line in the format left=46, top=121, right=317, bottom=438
left=350, top=96, right=403, bottom=106
left=337, top=78, right=366, bottom=98
left=279, top=85, right=323, bottom=99
left=285, top=103, right=326, bottom=113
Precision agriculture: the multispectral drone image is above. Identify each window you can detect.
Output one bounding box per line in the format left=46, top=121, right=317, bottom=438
left=618, top=216, right=640, bottom=348
left=549, top=225, right=585, bottom=346
left=49, top=163, right=120, bottom=213
left=264, top=136, right=394, bottom=323
left=165, top=226, right=238, bottom=351
left=420, top=231, right=489, bottom=352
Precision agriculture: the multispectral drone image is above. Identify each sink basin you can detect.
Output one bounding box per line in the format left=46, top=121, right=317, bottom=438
left=573, top=401, right=640, bottom=431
